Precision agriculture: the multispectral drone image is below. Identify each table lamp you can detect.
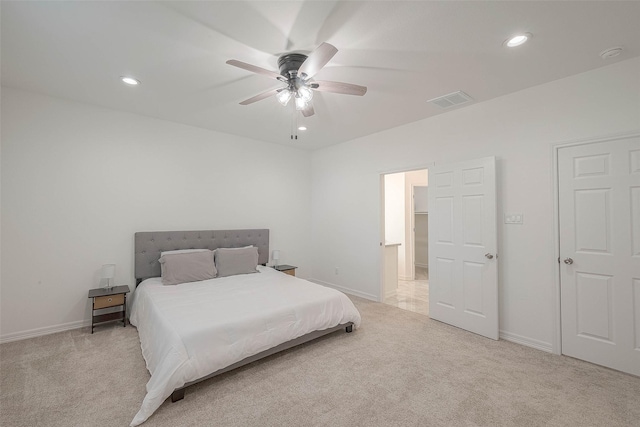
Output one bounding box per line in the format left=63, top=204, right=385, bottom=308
left=101, top=264, right=116, bottom=290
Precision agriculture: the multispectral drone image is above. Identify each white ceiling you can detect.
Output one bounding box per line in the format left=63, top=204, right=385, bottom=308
left=2, top=1, right=639, bottom=150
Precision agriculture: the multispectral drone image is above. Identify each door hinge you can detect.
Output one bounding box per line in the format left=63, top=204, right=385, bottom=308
left=557, top=257, right=560, bottom=264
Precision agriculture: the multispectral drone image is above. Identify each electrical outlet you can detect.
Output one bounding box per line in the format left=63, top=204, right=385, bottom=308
left=335, top=267, right=339, bottom=275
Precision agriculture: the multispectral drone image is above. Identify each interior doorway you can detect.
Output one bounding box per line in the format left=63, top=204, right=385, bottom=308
left=382, top=169, right=429, bottom=316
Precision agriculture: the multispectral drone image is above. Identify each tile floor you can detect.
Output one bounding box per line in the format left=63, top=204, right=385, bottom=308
left=384, top=267, right=429, bottom=316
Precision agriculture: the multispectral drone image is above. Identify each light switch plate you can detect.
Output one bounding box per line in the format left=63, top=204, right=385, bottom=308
left=504, top=213, right=524, bottom=224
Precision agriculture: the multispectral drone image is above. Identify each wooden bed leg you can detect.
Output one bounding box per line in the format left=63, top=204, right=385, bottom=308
left=171, top=389, right=185, bottom=402
left=345, top=325, right=353, bottom=333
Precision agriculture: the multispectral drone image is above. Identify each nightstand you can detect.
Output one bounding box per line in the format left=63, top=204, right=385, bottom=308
left=88, top=285, right=130, bottom=334
left=273, top=265, right=297, bottom=276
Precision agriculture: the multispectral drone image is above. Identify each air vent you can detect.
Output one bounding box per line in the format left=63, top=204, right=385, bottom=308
left=427, top=91, right=474, bottom=109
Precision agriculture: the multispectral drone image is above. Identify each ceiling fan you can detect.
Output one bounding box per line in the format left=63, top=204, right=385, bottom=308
left=226, top=42, right=367, bottom=118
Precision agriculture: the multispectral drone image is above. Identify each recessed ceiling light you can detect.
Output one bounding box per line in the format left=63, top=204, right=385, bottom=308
left=298, top=126, right=307, bottom=131
left=600, top=47, right=623, bottom=59
left=120, top=76, right=140, bottom=86
left=504, top=33, right=532, bottom=48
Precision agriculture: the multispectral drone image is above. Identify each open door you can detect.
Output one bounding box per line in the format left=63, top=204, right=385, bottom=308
left=428, top=157, right=498, bottom=339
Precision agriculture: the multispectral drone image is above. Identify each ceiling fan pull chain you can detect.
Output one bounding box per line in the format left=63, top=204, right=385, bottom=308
left=290, top=102, right=296, bottom=140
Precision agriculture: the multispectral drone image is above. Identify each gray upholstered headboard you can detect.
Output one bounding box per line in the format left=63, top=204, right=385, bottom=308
left=134, top=229, right=269, bottom=283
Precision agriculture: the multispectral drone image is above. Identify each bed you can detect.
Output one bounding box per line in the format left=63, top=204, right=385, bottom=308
left=129, top=229, right=361, bottom=426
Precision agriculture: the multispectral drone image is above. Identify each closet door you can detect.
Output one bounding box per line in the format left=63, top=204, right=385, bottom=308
left=558, top=136, right=640, bottom=376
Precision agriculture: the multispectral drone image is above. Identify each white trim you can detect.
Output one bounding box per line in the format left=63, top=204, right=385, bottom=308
left=398, top=275, right=412, bottom=281
left=550, top=141, right=562, bottom=355
left=378, top=162, right=435, bottom=176
left=379, top=174, right=386, bottom=302
left=499, top=330, right=553, bottom=353
left=549, top=130, right=640, bottom=356
left=309, top=279, right=378, bottom=301
left=0, top=319, right=91, bottom=344
left=408, top=184, right=416, bottom=281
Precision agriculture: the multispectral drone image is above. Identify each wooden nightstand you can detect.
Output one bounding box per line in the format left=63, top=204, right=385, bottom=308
left=88, top=285, right=130, bottom=333
left=273, top=265, right=297, bottom=276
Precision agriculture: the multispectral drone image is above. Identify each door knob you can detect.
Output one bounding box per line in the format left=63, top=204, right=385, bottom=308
left=485, top=253, right=494, bottom=259
left=564, top=258, right=573, bottom=265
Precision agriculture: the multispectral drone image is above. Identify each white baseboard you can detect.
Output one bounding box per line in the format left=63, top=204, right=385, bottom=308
left=0, top=319, right=91, bottom=344
left=398, top=275, right=412, bottom=281
left=309, top=279, right=378, bottom=302
left=499, top=330, right=553, bottom=353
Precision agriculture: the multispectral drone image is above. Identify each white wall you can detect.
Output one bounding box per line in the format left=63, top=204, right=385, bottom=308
left=310, top=57, right=640, bottom=351
left=0, top=87, right=312, bottom=341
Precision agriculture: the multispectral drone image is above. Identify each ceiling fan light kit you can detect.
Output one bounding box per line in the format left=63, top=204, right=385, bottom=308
left=226, top=42, right=367, bottom=139
left=275, top=52, right=315, bottom=110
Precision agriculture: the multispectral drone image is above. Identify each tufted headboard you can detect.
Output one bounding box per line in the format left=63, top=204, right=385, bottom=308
left=134, top=229, right=269, bottom=284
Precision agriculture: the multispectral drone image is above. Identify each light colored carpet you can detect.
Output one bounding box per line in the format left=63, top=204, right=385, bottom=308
left=2, top=296, right=639, bottom=427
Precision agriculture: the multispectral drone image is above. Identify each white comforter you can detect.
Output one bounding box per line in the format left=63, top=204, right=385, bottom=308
left=129, top=266, right=361, bottom=426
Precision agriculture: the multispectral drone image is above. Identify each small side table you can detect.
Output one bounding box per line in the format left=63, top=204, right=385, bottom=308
left=88, top=285, right=130, bottom=334
left=273, top=265, right=297, bottom=276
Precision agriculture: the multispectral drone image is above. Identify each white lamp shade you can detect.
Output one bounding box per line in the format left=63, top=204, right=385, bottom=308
left=101, top=264, right=116, bottom=279
left=295, top=96, right=306, bottom=110
left=272, top=250, right=280, bottom=261
left=298, top=86, right=313, bottom=102
left=276, top=89, right=292, bottom=106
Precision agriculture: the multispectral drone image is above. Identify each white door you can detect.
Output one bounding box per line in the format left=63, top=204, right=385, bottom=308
left=428, top=157, right=498, bottom=339
left=558, top=136, right=640, bottom=376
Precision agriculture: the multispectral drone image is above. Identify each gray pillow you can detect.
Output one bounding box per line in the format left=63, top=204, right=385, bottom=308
left=160, top=249, right=210, bottom=277
left=159, top=250, right=216, bottom=285
left=215, top=246, right=259, bottom=277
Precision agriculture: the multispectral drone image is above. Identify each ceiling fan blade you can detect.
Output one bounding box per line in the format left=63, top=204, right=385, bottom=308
left=301, top=103, right=315, bottom=117
left=239, top=88, right=282, bottom=105
left=298, top=42, right=338, bottom=79
left=226, top=59, right=283, bottom=81
left=311, top=80, right=367, bottom=96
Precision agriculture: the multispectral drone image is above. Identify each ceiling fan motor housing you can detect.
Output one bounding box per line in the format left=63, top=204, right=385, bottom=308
left=278, top=53, right=308, bottom=78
